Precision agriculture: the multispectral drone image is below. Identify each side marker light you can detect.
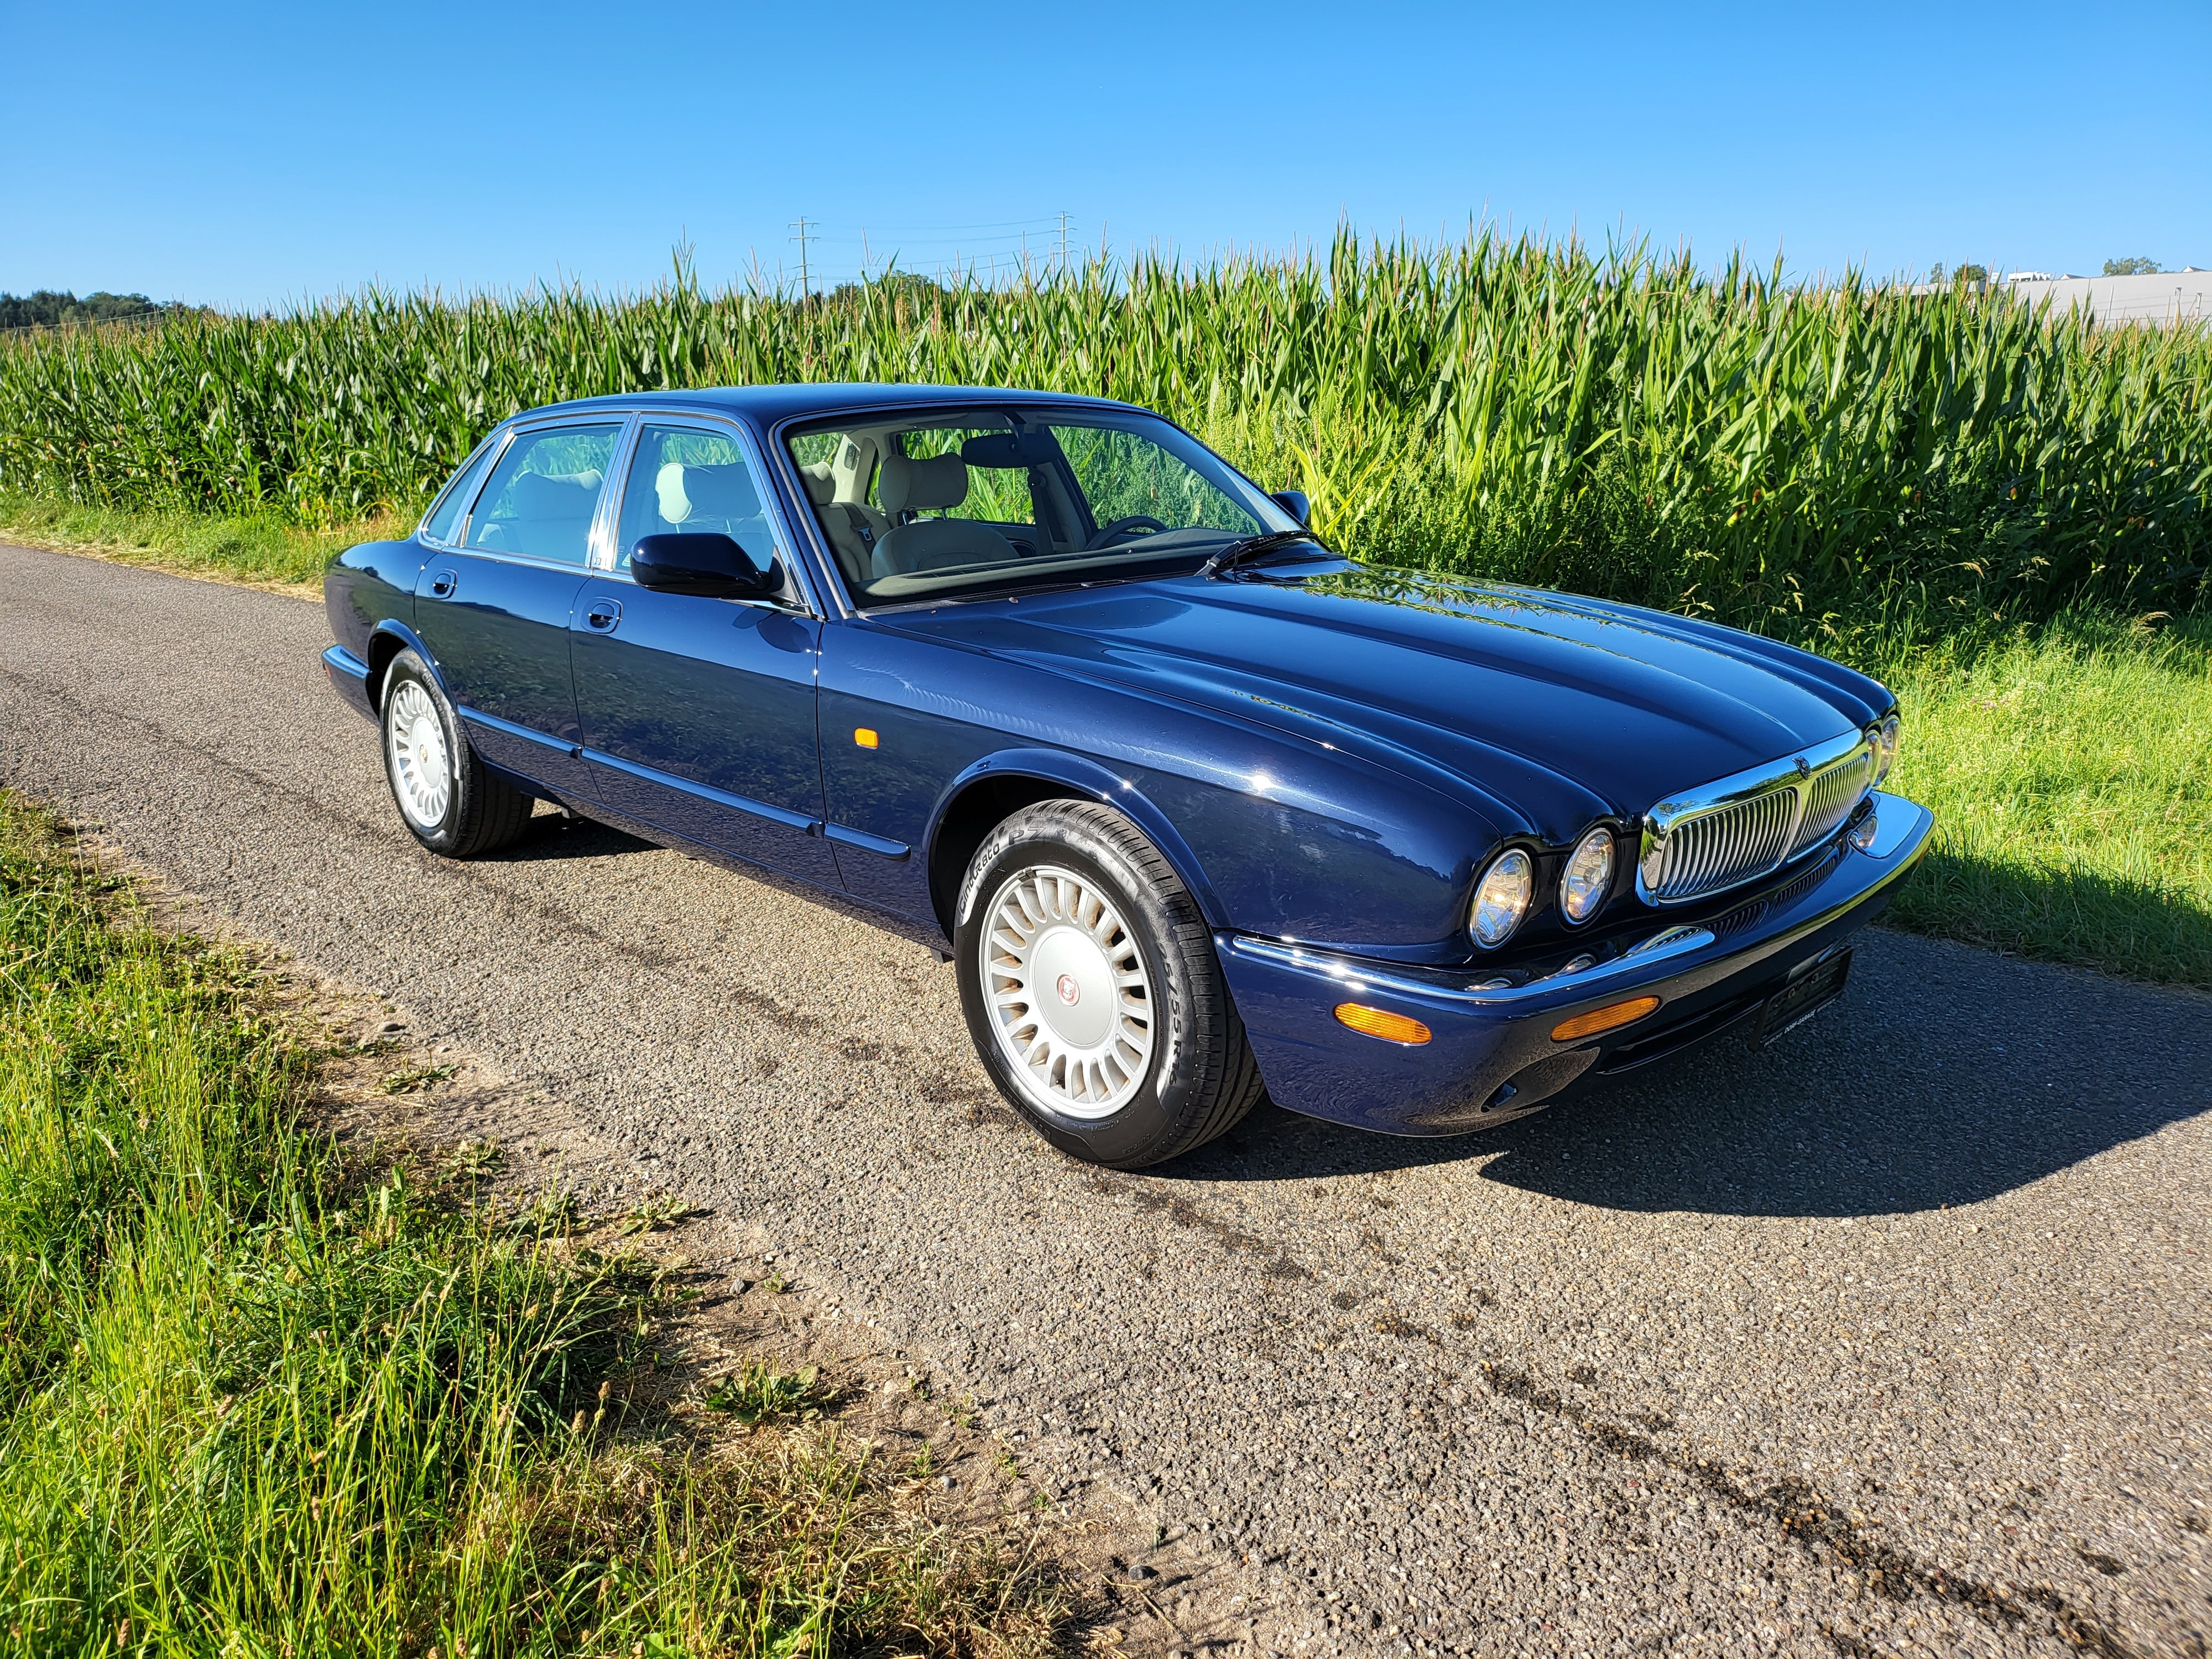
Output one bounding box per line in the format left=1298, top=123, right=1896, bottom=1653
left=854, top=728, right=879, bottom=749
left=1334, top=1003, right=1432, bottom=1045
left=1550, top=995, right=1660, bottom=1043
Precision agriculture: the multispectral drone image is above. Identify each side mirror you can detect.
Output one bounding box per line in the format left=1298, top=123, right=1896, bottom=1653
left=1271, top=488, right=1311, bottom=528
left=630, top=533, right=782, bottom=599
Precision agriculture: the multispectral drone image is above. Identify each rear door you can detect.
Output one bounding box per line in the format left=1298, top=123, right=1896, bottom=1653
left=411, top=419, right=624, bottom=802
left=570, top=419, right=838, bottom=884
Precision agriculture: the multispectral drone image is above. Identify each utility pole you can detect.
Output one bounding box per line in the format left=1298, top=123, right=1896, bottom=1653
left=790, top=216, right=816, bottom=299
left=1056, top=210, right=1072, bottom=270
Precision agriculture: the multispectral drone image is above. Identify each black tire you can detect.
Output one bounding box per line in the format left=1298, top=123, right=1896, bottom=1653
left=954, top=800, right=1265, bottom=1168
left=379, top=649, right=531, bottom=857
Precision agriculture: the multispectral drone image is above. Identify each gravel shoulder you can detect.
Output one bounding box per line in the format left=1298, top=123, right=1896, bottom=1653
left=5, top=541, right=2207, bottom=1658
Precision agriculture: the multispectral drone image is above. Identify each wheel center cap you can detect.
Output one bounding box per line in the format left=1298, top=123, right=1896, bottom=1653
left=1029, top=926, right=1114, bottom=1049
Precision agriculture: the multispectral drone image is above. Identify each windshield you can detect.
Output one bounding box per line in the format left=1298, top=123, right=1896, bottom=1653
left=783, top=406, right=1302, bottom=607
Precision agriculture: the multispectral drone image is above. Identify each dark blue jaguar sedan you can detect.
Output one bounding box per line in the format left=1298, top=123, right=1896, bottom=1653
left=322, top=384, right=1932, bottom=1167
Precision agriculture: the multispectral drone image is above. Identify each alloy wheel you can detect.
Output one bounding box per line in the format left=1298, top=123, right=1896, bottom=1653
left=979, top=863, right=1156, bottom=1119
left=386, top=679, right=452, bottom=830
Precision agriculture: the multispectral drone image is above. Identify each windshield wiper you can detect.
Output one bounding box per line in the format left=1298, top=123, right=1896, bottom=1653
left=1199, top=530, right=1339, bottom=578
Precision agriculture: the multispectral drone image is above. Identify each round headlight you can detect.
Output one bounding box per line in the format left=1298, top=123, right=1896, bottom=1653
left=1871, top=714, right=1901, bottom=785
left=1559, top=827, right=1614, bottom=925
left=1469, top=848, right=1533, bottom=949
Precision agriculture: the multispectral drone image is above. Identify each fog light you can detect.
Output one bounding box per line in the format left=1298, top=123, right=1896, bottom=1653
left=1335, top=1003, right=1433, bottom=1045
left=1550, top=995, right=1660, bottom=1042
left=1851, top=808, right=1880, bottom=851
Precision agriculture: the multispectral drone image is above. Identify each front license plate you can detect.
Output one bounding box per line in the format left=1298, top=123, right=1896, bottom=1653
left=1754, top=950, right=1852, bottom=1047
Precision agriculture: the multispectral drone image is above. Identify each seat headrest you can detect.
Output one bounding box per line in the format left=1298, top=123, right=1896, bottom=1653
left=656, top=462, right=760, bottom=525
left=799, top=461, right=837, bottom=504
left=877, top=451, right=967, bottom=517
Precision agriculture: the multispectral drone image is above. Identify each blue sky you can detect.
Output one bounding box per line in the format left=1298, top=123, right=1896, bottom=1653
left=4, top=0, right=2206, bottom=309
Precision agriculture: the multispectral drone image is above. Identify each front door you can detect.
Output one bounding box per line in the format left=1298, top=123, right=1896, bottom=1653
left=571, top=420, right=837, bottom=884
left=411, top=420, right=623, bottom=803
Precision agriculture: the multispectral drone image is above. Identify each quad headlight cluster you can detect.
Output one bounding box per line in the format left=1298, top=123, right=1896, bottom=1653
left=1468, top=826, right=1617, bottom=950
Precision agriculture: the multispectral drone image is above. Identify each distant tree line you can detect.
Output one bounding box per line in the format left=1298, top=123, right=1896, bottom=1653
left=0, top=290, right=198, bottom=331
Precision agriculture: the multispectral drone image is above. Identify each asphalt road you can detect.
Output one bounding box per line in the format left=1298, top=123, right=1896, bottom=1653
left=4, top=541, right=2207, bottom=1658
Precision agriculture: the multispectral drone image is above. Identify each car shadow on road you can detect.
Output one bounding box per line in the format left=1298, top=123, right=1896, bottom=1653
left=1172, top=931, right=2212, bottom=1218
left=479, top=810, right=660, bottom=863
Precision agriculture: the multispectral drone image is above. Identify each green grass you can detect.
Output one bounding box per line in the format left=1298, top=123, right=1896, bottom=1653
left=1882, top=613, right=2212, bottom=987
left=0, top=794, right=1067, bottom=1658
left=0, top=489, right=379, bottom=590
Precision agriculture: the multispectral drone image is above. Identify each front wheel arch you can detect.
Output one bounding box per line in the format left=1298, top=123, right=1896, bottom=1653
left=923, top=751, right=1227, bottom=942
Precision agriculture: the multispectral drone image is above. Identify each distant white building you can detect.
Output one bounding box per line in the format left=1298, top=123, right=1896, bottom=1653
left=2001, top=268, right=2210, bottom=326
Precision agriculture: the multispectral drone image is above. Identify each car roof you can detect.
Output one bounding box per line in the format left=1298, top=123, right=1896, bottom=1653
left=517, top=383, right=1152, bottom=429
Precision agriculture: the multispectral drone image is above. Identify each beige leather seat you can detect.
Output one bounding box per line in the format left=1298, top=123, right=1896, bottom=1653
left=473, top=468, right=602, bottom=564
left=872, top=452, right=1015, bottom=576
left=651, top=463, right=774, bottom=564
left=800, top=461, right=889, bottom=584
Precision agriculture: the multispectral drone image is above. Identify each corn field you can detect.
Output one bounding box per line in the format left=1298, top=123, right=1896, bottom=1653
left=2, top=233, right=2205, bottom=641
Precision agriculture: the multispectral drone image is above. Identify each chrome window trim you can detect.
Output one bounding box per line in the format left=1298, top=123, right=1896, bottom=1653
left=416, top=430, right=504, bottom=549
left=588, top=415, right=644, bottom=572
left=1636, top=727, right=1875, bottom=906
left=596, top=410, right=826, bottom=619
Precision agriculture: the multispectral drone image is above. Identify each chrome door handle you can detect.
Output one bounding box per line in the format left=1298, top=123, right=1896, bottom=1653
left=429, top=568, right=458, bottom=598
left=585, top=600, right=623, bottom=632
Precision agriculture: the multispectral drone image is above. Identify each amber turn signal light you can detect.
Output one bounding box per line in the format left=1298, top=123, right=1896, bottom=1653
left=1550, top=995, right=1660, bottom=1043
left=853, top=727, right=879, bottom=748
left=1334, top=1003, right=1432, bottom=1045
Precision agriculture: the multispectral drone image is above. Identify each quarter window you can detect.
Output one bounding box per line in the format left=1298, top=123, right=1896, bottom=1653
left=616, top=424, right=780, bottom=575
left=419, top=436, right=499, bottom=546
left=463, top=424, right=621, bottom=566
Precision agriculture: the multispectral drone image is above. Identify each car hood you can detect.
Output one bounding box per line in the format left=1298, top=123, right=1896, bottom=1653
left=884, top=564, right=1895, bottom=841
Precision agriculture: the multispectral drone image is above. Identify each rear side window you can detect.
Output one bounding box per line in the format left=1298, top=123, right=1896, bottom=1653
left=464, top=424, right=622, bottom=566
left=615, top=424, right=779, bottom=574
left=419, top=437, right=499, bottom=545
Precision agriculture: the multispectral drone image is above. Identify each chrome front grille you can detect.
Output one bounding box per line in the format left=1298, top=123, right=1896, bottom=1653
left=1637, top=731, right=1875, bottom=906
left=1790, top=746, right=1874, bottom=858
left=1640, top=787, right=1799, bottom=902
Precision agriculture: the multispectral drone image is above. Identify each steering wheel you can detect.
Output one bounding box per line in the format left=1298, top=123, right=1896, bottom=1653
left=1083, top=514, right=1170, bottom=551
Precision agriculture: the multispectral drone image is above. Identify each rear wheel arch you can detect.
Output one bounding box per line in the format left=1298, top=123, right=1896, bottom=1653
left=365, top=620, right=453, bottom=713
left=365, top=627, right=413, bottom=711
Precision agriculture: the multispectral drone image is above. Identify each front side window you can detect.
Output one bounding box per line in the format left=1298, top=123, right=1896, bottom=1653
left=615, top=423, right=780, bottom=577
left=784, top=408, right=1296, bottom=608
left=463, top=423, right=621, bottom=566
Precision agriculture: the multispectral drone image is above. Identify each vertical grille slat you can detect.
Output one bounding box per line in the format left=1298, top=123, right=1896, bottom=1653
left=1788, top=748, right=1874, bottom=858
left=1641, top=736, right=1876, bottom=905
